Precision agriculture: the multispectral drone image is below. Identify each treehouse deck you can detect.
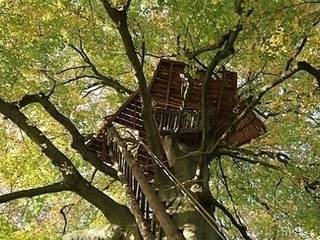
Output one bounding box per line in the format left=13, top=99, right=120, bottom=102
left=87, top=59, right=266, bottom=237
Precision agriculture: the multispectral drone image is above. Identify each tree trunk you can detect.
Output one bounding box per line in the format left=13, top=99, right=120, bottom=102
left=156, top=136, right=224, bottom=240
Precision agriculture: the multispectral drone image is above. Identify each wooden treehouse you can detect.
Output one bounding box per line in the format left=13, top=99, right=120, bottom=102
left=88, top=59, right=266, bottom=237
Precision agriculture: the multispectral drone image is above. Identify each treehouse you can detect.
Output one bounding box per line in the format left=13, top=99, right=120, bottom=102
left=90, top=59, right=265, bottom=155
left=88, top=59, right=266, bottom=237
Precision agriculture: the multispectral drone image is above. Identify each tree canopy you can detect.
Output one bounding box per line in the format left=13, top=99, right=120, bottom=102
left=0, top=0, right=319, bottom=239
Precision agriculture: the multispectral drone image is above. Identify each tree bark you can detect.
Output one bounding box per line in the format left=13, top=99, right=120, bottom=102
left=160, top=136, right=225, bottom=240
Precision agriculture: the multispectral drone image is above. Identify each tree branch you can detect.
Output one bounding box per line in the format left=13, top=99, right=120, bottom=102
left=0, top=97, right=136, bottom=230
left=298, top=61, right=320, bottom=86
left=15, top=93, right=118, bottom=180
left=285, top=20, right=319, bottom=71
left=99, top=0, right=164, bottom=161
left=218, top=149, right=282, bottom=171
left=69, top=44, right=132, bottom=94
left=211, top=195, right=252, bottom=240
left=186, top=31, right=231, bottom=59
left=0, top=182, right=70, bottom=204
left=285, top=38, right=308, bottom=71
left=60, top=203, right=74, bottom=234
left=0, top=97, right=79, bottom=178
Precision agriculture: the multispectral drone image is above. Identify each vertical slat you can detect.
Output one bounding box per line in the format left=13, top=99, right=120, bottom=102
left=125, top=161, right=129, bottom=181
left=136, top=183, right=141, bottom=202
left=146, top=201, right=150, bottom=221
left=101, top=131, right=107, bottom=161
left=165, top=63, right=174, bottom=108
left=122, top=154, right=125, bottom=173
left=133, top=177, right=137, bottom=193
left=118, top=149, right=122, bottom=170
left=127, top=165, right=132, bottom=186
left=141, top=193, right=146, bottom=217
left=133, top=97, right=137, bottom=130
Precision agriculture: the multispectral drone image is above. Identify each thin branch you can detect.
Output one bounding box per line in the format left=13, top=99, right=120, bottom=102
left=218, top=158, right=242, bottom=223
left=69, top=44, right=132, bottom=94
left=83, top=84, right=104, bottom=98
left=0, top=182, right=70, bottom=204
left=226, top=146, right=290, bottom=165
left=186, top=33, right=230, bottom=59
left=211, top=195, right=252, bottom=240
left=89, top=169, right=98, bottom=184
left=218, top=149, right=283, bottom=171
left=286, top=20, right=319, bottom=72
left=62, top=75, right=99, bottom=85
left=56, top=65, right=91, bottom=75
left=276, top=1, right=320, bottom=12
left=60, top=203, right=74, bottom=234
left=172, top=0, right=196, bottom=51
left=285, top=38, right=308, bottom=71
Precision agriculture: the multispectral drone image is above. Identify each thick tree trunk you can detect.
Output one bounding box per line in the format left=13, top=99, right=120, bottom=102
left=158, top=136, right=224, bottom=240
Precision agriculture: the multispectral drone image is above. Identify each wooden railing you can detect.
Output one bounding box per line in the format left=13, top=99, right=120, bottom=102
left=155, top=109, right=202, bottom=132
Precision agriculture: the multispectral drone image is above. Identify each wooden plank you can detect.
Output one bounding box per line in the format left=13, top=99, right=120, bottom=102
left=114, top=117, right=145, bottom=131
